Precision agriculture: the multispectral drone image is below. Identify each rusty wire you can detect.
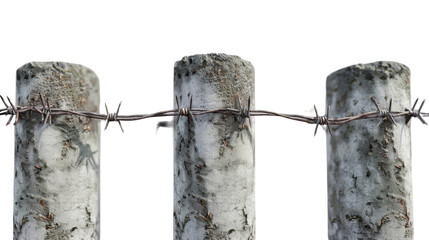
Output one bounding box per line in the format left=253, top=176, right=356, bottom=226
left=0, top=94, right=427, bottom=136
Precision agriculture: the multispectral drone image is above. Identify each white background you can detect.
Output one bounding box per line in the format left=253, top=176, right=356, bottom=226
left=1, top=1, right=428, bottom=239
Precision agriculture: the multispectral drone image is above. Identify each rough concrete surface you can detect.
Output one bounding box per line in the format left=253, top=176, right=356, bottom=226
left=174, top=54, right=255, bottom=239
left=13, top=62, right=100, bottom=239
left=326, top=62, right=413, bottom=239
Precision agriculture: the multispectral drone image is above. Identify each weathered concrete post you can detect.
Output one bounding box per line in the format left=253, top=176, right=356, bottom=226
left=174, top=54, right=255, bottom=239
left=326, top=62, right=413, bottom=239
left=14, top=62, right=100, bottom=239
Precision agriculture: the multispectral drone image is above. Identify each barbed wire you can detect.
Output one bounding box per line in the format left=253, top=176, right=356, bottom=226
left=0, top=94, right=427, bottom=136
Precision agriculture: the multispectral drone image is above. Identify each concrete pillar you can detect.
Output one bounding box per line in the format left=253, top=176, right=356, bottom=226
left=173, top=54, right=255, bottom=239
left=326, top=61, right=413, bottom=239
left=14, top=62, right=100, bottom=239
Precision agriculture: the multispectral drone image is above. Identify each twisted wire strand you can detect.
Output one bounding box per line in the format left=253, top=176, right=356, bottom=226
left=0, top=94, right=427, bottom=135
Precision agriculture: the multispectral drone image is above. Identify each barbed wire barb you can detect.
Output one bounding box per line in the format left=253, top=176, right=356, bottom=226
left=175, top=95, right=196, bottom=125
left=371, top=97, right=397, bottom=126
left=42, top=96, right=53, bottom=125
left=405, top=98, right=427, bottom=125
left=105, top=102, right=124, bottom=132
left=326, top=105, right=332, bottom=136
left=6, top=96, right=19, bottom=125
left=189, top=96, right=196, bottom=124
left=314, top=105, right=332, bottom=137
left=237, top=96, right=251, bottom=129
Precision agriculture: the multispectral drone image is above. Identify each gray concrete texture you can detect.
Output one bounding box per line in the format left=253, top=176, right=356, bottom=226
left=326, top=62, right=413, bottom=239
left=14, top=62, right=100, bottom=239
left=174, top=54, right=255, bottom=239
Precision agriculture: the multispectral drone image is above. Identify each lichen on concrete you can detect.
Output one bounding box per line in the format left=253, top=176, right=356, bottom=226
left=326, top=61, right=413, bottom=239
left=174, top=54, right=255, bottom=239
left=13, top=62, right=100, bottom=239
